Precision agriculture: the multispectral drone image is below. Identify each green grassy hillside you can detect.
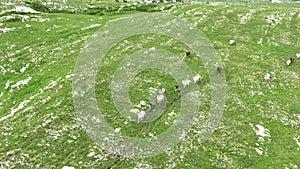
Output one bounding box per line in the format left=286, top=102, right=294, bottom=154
left=1, top=1, right=300, bottom=168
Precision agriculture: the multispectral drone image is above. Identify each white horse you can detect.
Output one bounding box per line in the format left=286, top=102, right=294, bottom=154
left=182, top=79, right=191, bottom=88
left=138, top=111, right=145, bottom=123
left=193, top=75, right=202, bottom=84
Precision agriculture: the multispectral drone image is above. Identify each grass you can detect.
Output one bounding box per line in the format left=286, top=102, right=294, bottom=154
left=1, top=1, right=300, bottom=169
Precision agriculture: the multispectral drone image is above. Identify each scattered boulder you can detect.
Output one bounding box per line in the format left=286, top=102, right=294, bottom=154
left=229, top=39, right=235, bottom=45
left=15, top=6, right=40, bottom=14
